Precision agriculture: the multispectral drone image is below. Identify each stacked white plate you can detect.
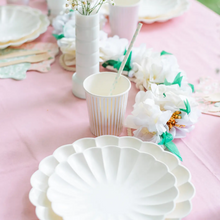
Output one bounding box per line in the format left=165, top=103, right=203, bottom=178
left=29, top=136, right=195, bottom=220
left=0, top=5, right=49, bottom=49
left=101, top=0, right=190, bottom=24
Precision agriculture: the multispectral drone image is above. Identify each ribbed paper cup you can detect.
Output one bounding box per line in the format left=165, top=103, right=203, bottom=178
left=83, top=72, right=131, bottom=136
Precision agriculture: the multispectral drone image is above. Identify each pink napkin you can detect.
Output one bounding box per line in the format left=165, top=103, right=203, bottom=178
left=194, top=76, right=220, bottom=116
left=13, top=42, right=59, bottom=72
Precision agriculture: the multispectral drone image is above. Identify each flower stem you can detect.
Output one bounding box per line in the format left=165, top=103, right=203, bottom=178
left=96, top=0, right=104, bottom=13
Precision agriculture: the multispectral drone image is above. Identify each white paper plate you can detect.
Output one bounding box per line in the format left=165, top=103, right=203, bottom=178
left=101, top=0, right=189, bottom=24
left=0, top=6, right=49, bottom=49
left=139, top=0, right=190, bottom=24
left=29, top=136, right=195, bottom=220
left=48, top=146, right=178, bottom=220
left=0, top=6, right=41, bottom=43
left=139, top=0, right=178, bottom=18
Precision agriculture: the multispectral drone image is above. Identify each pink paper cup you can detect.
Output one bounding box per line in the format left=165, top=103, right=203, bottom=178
left=83, top=72, right=131, bottom=136
left=109, top=0, right=141, bottom=40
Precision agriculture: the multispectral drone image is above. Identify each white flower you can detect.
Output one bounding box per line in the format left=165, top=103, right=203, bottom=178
left=131, top=44, right=148, bottom=66
left=52, top=15, right=69, bottom=35
left=125, top=91, right=173, bottom=142
left=99, top=35, right=128, bottom=62
left=52, top=11, right=75, bottom=35
left=133, top=53, right=190, bottom=93
left=125, top=89, right=201, bottom=142
left=168, top=106, right=201, bottom=139
left=58, top=38, right=76, bottom=55
left=63, top=20, right=76, bottom=38
left=133, top=127, right=161, bottom=143
left=116, top=44, right=148, bottom=77
left=151, top=83, right=192, bottom=97
left=99, top=30, right=108, bottom=41
left=156, top=91, right=201, bottom=139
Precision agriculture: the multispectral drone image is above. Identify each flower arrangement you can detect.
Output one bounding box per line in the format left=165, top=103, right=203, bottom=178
left=101, top=46, right=201, bottom=161
left=65, top=0, right=114, bottom=15
left=51, top=20, right=201, bottom=159
left=125, top=88, right=201, bottom=161
left=103, top=48, right=194, bottom=94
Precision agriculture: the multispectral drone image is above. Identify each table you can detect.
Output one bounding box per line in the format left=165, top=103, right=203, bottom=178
left=0, top=0, right=220, bottom=219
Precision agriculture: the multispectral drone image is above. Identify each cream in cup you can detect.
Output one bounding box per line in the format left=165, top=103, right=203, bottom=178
left=83, top=72, right=131, bottom=136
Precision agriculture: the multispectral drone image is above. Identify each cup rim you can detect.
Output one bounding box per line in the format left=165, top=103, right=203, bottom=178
left=110, top=0, right=141, bottom=7
left=83, top=72, right=131, bottom=98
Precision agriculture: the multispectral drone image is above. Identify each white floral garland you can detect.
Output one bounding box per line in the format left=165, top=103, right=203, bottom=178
left=125, top=87, right=200, bottom=161
left=52, top=12, right=201, bottom=160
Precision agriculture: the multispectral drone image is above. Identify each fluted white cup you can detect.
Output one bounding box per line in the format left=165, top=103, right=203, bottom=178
left=109, top=0, right=141, bottom=40
left=83, top=72, right=131, bottom=136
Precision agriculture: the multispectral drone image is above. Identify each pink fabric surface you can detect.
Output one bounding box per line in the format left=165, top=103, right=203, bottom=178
left=0, top=0, right=220, bottom=220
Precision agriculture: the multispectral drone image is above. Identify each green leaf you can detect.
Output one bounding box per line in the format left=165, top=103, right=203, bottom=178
left=163, top=93, right=166, bottom=97
left=164, top=72, right=183, bottom=87
left=47, top=9, right=51, bottom=16
left=161, top=50, right=172, bottom=56
left=52, top=33, right=65, bottom=40
left=180, top=99, right=191, bottom=114
left=165, top=141, right=183, bottom=161
left=158, top=132, right=173, bottom=145
left=114, top=49, right=132, bottom=71
left=188, top=83, right=195, bottom=93
left=113, top=61, right=122, bottom=70
left=102, top=50, right=133, bottom=72
left=158, top=132, right=182, bottom=161
left=102, top=60, right=118, bottom=68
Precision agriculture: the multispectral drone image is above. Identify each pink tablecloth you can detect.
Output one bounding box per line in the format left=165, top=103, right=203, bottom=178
left=0, top=0, right=220, bottom=219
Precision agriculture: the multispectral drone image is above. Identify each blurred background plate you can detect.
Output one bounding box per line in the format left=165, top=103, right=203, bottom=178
left=139, top=0, right=179, bottom=17
left=139, top=0, right=190, bottom=24
left=101, top=0, right=189, bottom=24
left=0, top=5, right=41, bottom=42
left=0, top=6, right=49, bottom=49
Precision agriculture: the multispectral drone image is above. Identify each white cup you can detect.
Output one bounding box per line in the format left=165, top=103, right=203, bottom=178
left=47, top=0, right=66, bottom=17
left=109, top=0, right=141, bottom=40
left=83, top=72, right=131, bottom=136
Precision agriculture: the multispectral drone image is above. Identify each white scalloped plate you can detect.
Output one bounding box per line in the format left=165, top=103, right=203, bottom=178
left=29, top=136, right=195, bottom=220
left=101, top=0, right=190, bottom=24
left=0, top=6, right=49, bottom=49
left=0, top=6, right=41, bottom=42
left=48, top=146, right=178, bottom=220
left=139, top=0, right=190, bottom=24
left=139, top=0, right=178, bottom=18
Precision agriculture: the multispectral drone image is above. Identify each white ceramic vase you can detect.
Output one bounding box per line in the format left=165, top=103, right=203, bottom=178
left=72, top=12, right=100, bottom=99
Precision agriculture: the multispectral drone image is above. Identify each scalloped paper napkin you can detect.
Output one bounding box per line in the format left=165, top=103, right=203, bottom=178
left=193, top=76, right=220, bottom=116
left=0, top=42, right=59, bottom=80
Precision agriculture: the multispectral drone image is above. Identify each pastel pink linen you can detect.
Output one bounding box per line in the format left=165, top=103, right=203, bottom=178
left=0, top=0, right=220, bottom=220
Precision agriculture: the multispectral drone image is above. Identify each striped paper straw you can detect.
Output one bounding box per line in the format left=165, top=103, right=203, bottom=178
left=109, top=23, right=143, bottom=95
